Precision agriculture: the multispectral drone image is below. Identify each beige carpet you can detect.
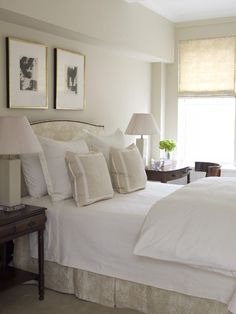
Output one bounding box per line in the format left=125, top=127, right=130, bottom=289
left=0, top=285, right=141, bottom=314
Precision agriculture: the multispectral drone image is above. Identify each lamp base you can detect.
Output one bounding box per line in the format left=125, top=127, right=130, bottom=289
left=0, top=159, right=21, bottom=207
left=136, top=137, right=147, bottom=165
left=136, top=138, right=144, bottom=157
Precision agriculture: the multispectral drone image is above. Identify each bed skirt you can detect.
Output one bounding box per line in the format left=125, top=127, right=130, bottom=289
left=14, top=236, right=232, bottom=314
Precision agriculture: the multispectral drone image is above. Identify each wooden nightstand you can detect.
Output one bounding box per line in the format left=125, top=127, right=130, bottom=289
left=0, top=205, right=47, bottom=300
left=146, top=163, right=191, bottom=184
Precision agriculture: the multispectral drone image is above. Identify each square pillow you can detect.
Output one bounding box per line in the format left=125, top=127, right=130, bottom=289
left=38, top=136, right=89, bottom=201
left=66, top=151, right=114, bottom=206
left=21, top=152, right=47, bottom=198
left=84, top=128, right=125, bottom=164
left=110, top=143, right=147, bottom=193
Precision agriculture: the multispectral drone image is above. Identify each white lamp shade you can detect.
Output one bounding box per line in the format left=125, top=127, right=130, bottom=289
left=125, top=113, right=160, bottom=135
left=0, top=116, right=42, bottom=155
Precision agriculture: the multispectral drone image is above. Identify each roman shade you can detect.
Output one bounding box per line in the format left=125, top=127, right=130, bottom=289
left=178, top=37, right=236, bottom=96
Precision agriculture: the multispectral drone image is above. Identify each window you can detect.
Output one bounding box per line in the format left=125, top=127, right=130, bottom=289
left=178, top=37, right=236, bottom=166
left=178, top=98, right=235, bottom=165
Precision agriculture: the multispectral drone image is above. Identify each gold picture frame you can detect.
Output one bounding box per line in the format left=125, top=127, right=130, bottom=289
left=6, top=37, right=48, bottom=109
left=54, top=48, right=85, bottom=110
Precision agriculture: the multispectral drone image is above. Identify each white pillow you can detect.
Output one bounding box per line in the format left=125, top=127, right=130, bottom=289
left=38, top=136, right=89, bottom=201
left=84, top=129, right=125, bottom=163
left=110, top=143, right=147, bottom=193
left=66, top=151, right=114, bottom=206
left=21, top=152, right=47, bottom=198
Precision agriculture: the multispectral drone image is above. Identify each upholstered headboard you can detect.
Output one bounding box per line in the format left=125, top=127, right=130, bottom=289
left=31, top=119, right=104, bottom=140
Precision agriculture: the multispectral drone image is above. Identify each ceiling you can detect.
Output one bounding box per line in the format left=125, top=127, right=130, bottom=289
left=124, top=0, right=236, bottom=22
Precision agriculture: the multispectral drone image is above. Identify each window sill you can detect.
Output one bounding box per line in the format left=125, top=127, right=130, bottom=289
left=221, top=166, right=236, bottom=175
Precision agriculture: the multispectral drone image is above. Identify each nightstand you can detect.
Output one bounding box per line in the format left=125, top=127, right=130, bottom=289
left=146, top=163, right=191, bottom=184
left=0, top=205, right=47, bottom=300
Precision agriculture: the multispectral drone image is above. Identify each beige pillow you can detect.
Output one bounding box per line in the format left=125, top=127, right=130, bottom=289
left=110, top=144, right=147, bottom=193
left=66, top=151, right=114, bottom=206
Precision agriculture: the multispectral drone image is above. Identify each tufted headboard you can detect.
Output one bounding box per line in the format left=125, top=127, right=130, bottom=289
left=31, top=119, right=104, bottom=140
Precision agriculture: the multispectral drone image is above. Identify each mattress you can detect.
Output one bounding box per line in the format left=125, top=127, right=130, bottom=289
left=22, top=181, right=236, bottom=312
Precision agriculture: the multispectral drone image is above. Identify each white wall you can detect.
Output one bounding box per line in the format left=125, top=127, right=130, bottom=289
left=165, top=17, right=236, bottom=141
left=0, top=20, right=151, bottom=134
left=0, top=0, right=174, bottom=62
left=150, top=63, right=166, bottom=159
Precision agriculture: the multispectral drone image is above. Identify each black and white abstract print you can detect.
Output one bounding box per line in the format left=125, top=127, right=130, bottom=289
left=20, top=56, right=38, bottom=91
left=66, top=65, right=78, bottom=94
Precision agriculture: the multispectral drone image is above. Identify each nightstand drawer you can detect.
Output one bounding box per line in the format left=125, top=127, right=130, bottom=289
left=0, top=214, right=45, bottom=239
left=146, top=164, right=190, bottom=183
left=164, top=168, right=189, bottom=181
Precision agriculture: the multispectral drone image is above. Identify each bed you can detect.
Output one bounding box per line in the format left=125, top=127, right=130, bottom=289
left=14, top=119, right=236, bottom=314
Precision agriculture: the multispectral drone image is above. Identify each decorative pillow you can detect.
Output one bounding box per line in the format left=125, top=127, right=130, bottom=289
left=38, top=136, right=89, bottom=201
left=66, top=151, right=114, bottom=206
left=110, top=144, right=147, bottom=193
left=84, top=129, right=125, bottom=164
left=21, top=152, right=47, bottom=198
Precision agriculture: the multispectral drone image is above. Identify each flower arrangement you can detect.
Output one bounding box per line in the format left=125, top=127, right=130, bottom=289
left=159, top=139, right=176, bottom=159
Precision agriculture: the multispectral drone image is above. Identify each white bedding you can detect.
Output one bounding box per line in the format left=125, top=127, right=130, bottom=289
left=134, top=177, right=236, bottom=273
left=22, top=180, right=236, bottom=313
left=23, top=181, right=180, bottom=274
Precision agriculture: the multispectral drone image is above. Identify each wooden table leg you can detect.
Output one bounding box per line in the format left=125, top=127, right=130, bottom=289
left=0, top=243, right=7, bottom=269
left=38, top=229, right=44, bottom=300
left=187, top=172, right=190, bottom=184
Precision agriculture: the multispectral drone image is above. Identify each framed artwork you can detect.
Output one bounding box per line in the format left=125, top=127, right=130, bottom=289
left=54, top=48, right=85, bottom=110
left=6, top=37, right=48, bottom=109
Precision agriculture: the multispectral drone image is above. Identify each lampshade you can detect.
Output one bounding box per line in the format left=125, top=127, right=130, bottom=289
left=0, top=116, right=42, bottom=155
left=0, top=116, right=41, bottom=207
left=125, top=113, right=160, bottom=135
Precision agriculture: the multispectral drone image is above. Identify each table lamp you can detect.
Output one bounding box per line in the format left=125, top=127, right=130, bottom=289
left=125, top=113, right=160, bottom=159
left=0, top=116, right=42, bottom=208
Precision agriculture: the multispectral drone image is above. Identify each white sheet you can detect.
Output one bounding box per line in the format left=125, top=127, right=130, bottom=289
left=22, top=181, right=236, bottom=313
left=134, top=177, right=236, bottom=273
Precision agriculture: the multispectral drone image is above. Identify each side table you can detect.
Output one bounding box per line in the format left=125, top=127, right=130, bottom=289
left=0, top=205, right=47, bottom=300
left=146, top=163, right=190, bottom=184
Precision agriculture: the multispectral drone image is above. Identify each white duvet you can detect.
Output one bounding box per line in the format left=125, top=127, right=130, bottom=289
left=134, top=177, right=236, bottom=274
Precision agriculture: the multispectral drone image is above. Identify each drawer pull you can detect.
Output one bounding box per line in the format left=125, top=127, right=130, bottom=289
left=28, top=221, right=36, bottom=228
left=171, top=174, right=176, bottom=177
